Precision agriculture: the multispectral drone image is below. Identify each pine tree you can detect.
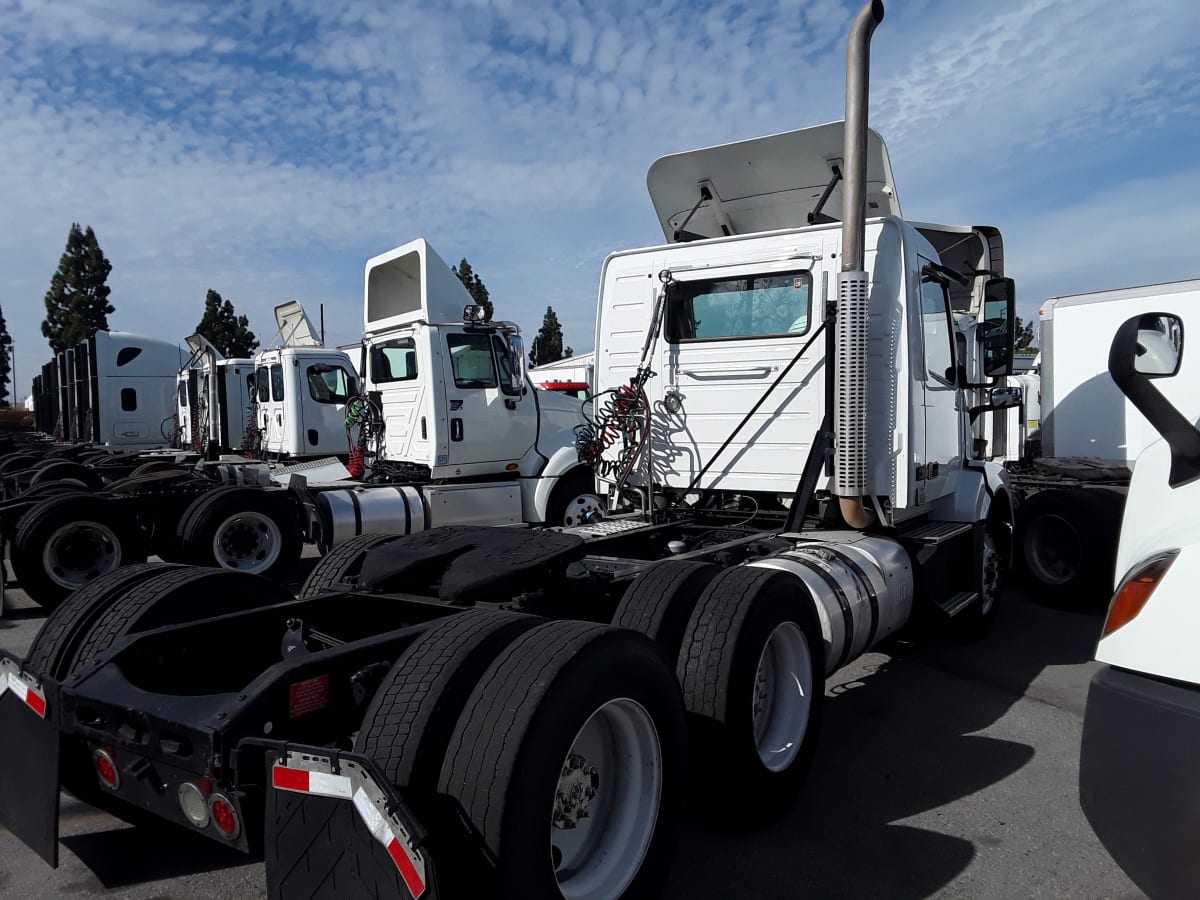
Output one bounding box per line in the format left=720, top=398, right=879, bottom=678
left=530, top=306, right=568, bottom=366
left=452, top=258, right=493, bottom=322
left=1014, top=315, right=1037, bottom=351
left=0, top=305, right=11, bottom=408
left=195, top=289, right=259, bottom=358
left=42, top=223, right=115, bottom=352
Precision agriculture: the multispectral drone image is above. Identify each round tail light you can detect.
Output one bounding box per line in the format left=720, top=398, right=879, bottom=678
left=93, top=749, right=119, bottom=789
left=178, top=782, right=210, bottom=828
left=209, top=793, right=240, bottom=840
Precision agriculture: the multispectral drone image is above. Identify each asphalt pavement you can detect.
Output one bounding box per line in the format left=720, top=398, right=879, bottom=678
left=0, top=566, right=1143, bottom=899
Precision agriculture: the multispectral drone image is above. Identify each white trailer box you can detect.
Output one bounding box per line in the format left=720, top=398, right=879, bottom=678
left=1040, top=280, right=1199, bottom=466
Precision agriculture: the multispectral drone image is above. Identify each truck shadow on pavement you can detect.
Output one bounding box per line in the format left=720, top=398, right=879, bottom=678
left=59, top=815, right=258, bottom=890
left=667, top=587, right=1105, bottom=900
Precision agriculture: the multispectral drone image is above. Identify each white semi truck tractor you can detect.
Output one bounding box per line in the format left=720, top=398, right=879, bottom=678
left=0, top=3, right=1022, bottom=898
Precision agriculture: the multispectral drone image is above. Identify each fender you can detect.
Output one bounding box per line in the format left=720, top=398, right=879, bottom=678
left=929, top=461, right=1010, bottom=523
left=520, top=444, right=587, bottom=522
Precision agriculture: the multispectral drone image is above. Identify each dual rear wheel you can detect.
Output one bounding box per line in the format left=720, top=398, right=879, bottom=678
left=351, top=560, right=824, bottom=898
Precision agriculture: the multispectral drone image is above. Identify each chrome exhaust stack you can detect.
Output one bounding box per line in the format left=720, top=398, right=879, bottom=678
left=835, top=0, right=884, bottom=530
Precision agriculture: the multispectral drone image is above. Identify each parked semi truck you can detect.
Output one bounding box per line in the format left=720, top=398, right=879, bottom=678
left=31, top=330, right=185, bottom=450
left=1080, top=310, right=1200, bottom=900
left=1006, top=279, right=1200, bottom=605
left=0, top=4, right=1022, bottom=897
left=2, top=240, right=595, bottom=608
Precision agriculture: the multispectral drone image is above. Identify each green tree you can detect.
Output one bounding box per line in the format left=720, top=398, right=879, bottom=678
left=0, top=305, right=11, bottom=408
left=195, top=289, right=259, bottom=358
left=530, top=306, right=569, bottom=366
left=1014, top=315, right=1037, bottom=352
left=42, top=223, right=114, bottom=352
left=452, top=258, right=493, bottom=322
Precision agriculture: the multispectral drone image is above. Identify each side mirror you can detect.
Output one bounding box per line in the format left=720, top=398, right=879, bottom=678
left=1110, top=312, right=1200, bottom=487
left=1132, top=313, right=1183, bottom=377
left=988, top=385, right=1022, bottom=407
left=981, top=277, right=1016, bottom=378
left=506, top=333, right=527, bottom=392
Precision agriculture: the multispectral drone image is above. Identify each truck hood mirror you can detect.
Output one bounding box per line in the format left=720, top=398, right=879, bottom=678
left=1130, top=313, right=1183, bottom=377
left=1110, top=312, right=1200, bottom=487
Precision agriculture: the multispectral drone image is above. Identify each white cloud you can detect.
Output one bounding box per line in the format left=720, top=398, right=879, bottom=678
left=1, top=0, right=1197, bottom=395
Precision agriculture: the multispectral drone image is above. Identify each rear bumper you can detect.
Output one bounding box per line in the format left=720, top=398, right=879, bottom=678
left=1079, top=664, right=1200, bottom=900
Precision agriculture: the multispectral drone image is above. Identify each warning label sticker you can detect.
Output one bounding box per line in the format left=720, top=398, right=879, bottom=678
left=289, top=674, right=330, bottom=718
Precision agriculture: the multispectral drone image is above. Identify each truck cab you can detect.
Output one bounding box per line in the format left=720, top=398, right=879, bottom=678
left=595, top=122, right=1016, bottom=529
left=252, top=302, right=360, bottom=460
left=1080, top=311, right=1200, bottom=899
left=362, top=239, right=586, bottom=493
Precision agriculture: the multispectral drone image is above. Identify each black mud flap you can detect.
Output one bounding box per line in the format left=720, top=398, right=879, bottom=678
left=0, top=656, right=61, bottom=867
left=260, top=745, right=438, bottom=900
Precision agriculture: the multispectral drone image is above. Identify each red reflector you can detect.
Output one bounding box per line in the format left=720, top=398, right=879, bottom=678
left=195, top=776, right=213, bottom=794
left=289, top=674, right=330, bottom=718
left=94, top=750, right=118, bottom=789
left=210, top=797, right=238, bottom=837
left=386, top=837, right=426, bottom=898
left=272, top=766, right=310, bottom=792
left=25, top=690, right=46, bottom=717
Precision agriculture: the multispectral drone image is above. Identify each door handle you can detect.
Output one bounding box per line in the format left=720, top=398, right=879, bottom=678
left=681, top=366, right=775, bottom=379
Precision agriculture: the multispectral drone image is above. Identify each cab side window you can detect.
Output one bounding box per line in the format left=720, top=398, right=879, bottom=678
left=307, top=365, right=353, bottom=403
left=446, top=334, right=498, bottom=389
left=920, top=277, right=956, bottom=385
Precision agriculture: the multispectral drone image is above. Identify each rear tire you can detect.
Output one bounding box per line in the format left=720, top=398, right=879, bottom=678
left=355, top=609, right=542, bottom=803
left=23, top=562, right=185, bottom=679
left=299, top=533, right=405, bottom=599
left=676, top=566, right=824, bottom=821
left=437, top=621, right=685, bottom=900
left=67, top=567, right=294, bottom=677
left=1017, top=488, right=1121, bottom=608
left=11, top=494, right=146, bottom=609
left=29, top=460, right=103, bottom=492
left=177, top=486, right=302, bottom=581
left=613, top=560, right=720, bottom=661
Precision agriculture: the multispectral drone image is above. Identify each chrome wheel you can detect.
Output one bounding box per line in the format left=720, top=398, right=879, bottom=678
left=551, top=698, right=661, bottom=899
left=43, top=522, right=123, bottom=590
left=211, top=511, right=282, bottom=573
left=561, top=492, right=603, bottom=528
left=752, top=622, right=813, bottom=773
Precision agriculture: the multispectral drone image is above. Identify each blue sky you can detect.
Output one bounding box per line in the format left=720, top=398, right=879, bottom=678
left=2, top=0, right=1198, bottom=400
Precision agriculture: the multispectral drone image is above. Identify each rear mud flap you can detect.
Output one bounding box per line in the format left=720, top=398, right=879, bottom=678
left=261, top=746, right=438, bottom=900
left=0, top=658, right=61, bottom=867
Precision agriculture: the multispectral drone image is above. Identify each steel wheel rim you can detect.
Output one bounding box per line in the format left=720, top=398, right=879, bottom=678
left=1025, top=513, right=1080, bottom=585
left=979, top=532, right=1001, bottom=616
left=550, top=697, right=661, bottom=900
left=561, top=492, right=604, bottom=528
left=211, top=510, right=282, bottom=573
left=43, top=521, right=123, bottom=589
left=752, top=621, right=813, bottom=772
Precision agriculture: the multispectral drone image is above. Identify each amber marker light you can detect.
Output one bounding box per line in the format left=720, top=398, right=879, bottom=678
left=1103, top=551, right=1179, bottom=637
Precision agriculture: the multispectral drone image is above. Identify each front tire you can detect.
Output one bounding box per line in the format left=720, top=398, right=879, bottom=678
left=547, top=469, right=603, bottom=528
